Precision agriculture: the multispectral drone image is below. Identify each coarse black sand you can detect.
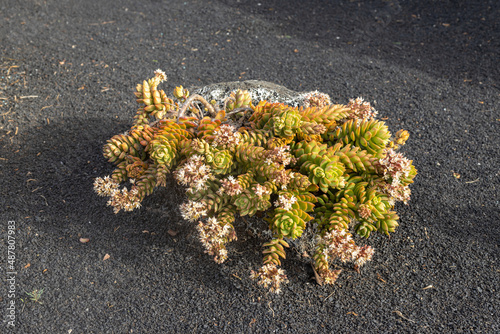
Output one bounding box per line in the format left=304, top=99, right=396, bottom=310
left=1, top=0, right=498, bottom=333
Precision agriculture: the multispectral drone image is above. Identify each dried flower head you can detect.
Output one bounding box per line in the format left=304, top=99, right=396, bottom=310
left=106, top=186, right=141, bottom=214
left=303, top=90, right=332, bottom=108
left=196, top=217, right=236, bottom=264
left=379, top=182, right=411, bottom=205
left=154, top=69, right=167, bottom=83
left=93, top=176, right=119, bottom=197
left=174, top=154, right=212, bottom=192
left=219, top=176, right=243, bottom=196
left=318, top=229, right=359, bottom=263
left=179, top=200, right=207, bottom=222
left=212, top=124, right=241, bottom=149
left=347, top=97, right=378, bottom=121
left=318, top=268, right=342, bottom=285
left=264, top=145, right=294, bottom=167
left=378, top=148, right=412, bottom=184
left=354, top=245, right=375, bottom=267
left=272, top=169, right=293, bottom=190
left=250, top=264, right=289, bottom=294
left=358, top=204, right=372, bottom=220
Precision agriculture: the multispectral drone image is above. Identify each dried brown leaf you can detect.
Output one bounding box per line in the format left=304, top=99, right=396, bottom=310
left=167, top=230, right=178, bottom=236
left=311, top=264, right=323, bottom=286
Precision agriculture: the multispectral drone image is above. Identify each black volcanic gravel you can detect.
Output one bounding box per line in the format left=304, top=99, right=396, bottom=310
left=0, top=0, right=498, bottom=333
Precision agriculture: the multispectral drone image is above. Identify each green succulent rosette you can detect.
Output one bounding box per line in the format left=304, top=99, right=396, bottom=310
left=233, top=190, right=258, bottom=216
left=301, top=157, right=345, bottom=193
left=272, top=108, right=302, bottom=137
left=149, top=137, right=176, bottom=168
left=207, top=149, right=233, bottom=174
left=270, top=208, right=307, bottom=239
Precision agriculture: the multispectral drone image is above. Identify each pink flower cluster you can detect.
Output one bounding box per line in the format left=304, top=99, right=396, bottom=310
left=378, top=148, right=412, bottom=204
left=303, top=90, right=332, bottom=108
left=250, top=264, right=289, bottom=294
left=318, top=229, right=374, bottom=266
left=212, top=124, right=241, bottom=149
left=218, top=176, right=243, bottom=196
left=379, top=182, right=411, bottom=205
left=264, top=145, right=294, bottom=167
left=196, top=217, right=236, bottom=264
left=355, top=245, right=375, bottom=267
left=106, top=187, right=142, bottom=214
left=173, top=155, right=212, bottom=193
left=272, top=169, right=294, bottom=190
left=93, top=176, right=141, bottom=214
left=379, top=148, right=411, bottom=183
left=319, top=268, right=342, bottom=285
left=346, top=97, right=378, bottom=122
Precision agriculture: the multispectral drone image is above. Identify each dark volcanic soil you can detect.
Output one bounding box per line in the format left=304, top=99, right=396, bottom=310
left=1, top=0, right=499, bottom=333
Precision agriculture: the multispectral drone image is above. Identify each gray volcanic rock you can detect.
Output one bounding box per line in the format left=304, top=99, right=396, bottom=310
left=190, top=80, right=315, bottom=107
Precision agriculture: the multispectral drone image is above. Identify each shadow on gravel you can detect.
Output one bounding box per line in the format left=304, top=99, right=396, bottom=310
left=2, top=116, right=192, bottom=223
left=2, top=117, right=272, bottom=291
left=3, top=116, right=497, bottom=260
left=218, top=0, right=500, bottom=86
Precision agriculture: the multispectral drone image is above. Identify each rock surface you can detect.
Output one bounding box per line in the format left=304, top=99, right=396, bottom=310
left=191, top=80, right=311, bottom=107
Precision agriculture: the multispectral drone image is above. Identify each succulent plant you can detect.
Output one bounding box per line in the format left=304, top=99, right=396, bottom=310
left=94, top=70, right=417, bottom=293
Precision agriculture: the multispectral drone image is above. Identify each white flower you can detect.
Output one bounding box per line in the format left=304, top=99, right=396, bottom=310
left=274, top=193, right=297, bottom=211
left=347, top=97, right=378, bottom=121
left=379, top=148, right=411, bottom=182
left=212, top=124, right=241, bottom=148
left=250, top=264, right=288, bottom=294
left=179, top=201, right=207, bottom=222
left=154, top=69, right=167, bottom=82
left=253, top=184, right=269, bottom=197
left=93, top=176, right=119, bottom=197
left=174, top=155, right=212, bottom=191
left=219, top=176, right=242, bottom=196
